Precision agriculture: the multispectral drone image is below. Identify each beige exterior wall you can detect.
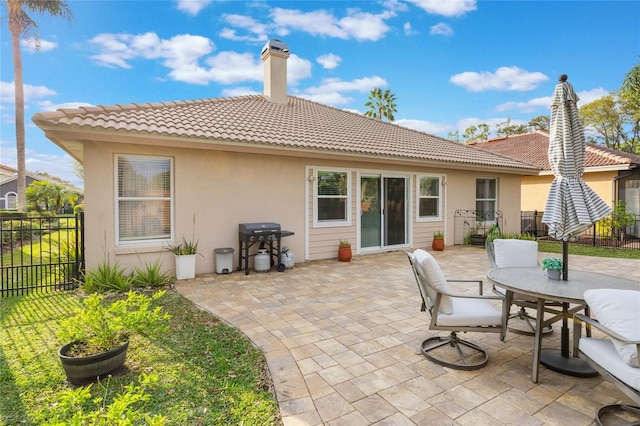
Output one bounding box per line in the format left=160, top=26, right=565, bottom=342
left=83, top=141, right=524, bottom=276
left=521, top=171, right=616, bottom=211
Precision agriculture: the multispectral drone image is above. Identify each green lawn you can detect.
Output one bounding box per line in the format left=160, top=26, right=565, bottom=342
left=0, top=290, right=280, bottom=426
left=537, top=240, right=640, bottom=259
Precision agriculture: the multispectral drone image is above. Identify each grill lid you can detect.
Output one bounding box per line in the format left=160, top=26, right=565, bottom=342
left=239, top=222, right=281, bottom=234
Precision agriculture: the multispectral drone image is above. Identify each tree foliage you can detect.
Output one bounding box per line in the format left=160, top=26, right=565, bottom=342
left=579, top=60, right=640, bottom=154
left=26, top=179, right=78, bottom=213
left=364, top=88, right=397, bottom=122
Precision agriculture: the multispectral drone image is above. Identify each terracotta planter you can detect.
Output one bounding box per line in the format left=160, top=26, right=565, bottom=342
left=432, top=237, right=445, bottom=251
left=59, top=340, right=129, bottom=386
left=338, top=245, right=352, bottom=262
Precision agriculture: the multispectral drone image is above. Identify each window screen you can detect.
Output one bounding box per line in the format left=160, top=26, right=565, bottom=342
left=117, top=155, right=172, bottom=243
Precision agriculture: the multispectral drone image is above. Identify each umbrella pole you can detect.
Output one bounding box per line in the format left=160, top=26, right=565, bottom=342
left=562, top=240, right=568, bottom=281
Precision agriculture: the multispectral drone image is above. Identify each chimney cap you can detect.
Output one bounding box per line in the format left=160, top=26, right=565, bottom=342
left=261, top=39, right=290, bottom=57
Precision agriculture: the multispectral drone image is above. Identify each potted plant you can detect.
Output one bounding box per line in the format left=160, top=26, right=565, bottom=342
left=542, top=257, right=563, bottom=280
left=57, top=290, right=170, bottom=385
left=338, top=239, right=352, bottom=262
left=167, top=237, right=201, bottom=280
left=468, top=222, right=487, bottom=246
left=432, top=231, right=445, bottom=251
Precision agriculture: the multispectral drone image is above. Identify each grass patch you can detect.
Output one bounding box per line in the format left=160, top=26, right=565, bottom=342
left=537, top=240, right=640, bottom=259
left=0, top=290, right=280, bottom=425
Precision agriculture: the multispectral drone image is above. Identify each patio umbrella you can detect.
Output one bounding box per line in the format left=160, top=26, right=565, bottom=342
left=542, top=75, right=611, bottom=281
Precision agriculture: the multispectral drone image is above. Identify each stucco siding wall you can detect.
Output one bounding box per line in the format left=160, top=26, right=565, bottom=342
left=84, top=142, right=307, bottom=275
left=521, top=172, right=616, bottom=211
left=83, top=141, right=524, bottom=274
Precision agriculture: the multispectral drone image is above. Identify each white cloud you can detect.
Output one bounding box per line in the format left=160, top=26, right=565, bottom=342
left=35, top=100, right=94, bottom=112
left=175, top=0, right=212, bottom=16
left=270, top=7, right=394, bottom=41
left=296, top=76, right=387, bottom=106
left=221, top=86, right=259, bottom=97
left=317, top=53, right=342, bottom=70
left=495, top=87, right=610, bottom=113
left=22, top=38, right=58, bottom=53
left=25, top=149, right=83, bottom=188
left=406, top=0, right=477, bottom=17
left=395, top=119, right=452, bottom=135
left=576, top=87, right=610, bottom=105
left=450, top=67, right=548, bottom=92
left=430, top=23, right=453, bottom=36
left=403, top=22, right=416, bottom=36
left=219, top=28, right=268, bottom=43
left=0, top=81, right=57, bottom=103
left=88, top=31, right=313, bottom=86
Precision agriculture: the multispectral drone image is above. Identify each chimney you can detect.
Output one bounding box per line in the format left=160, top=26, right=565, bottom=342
left=261, top=39, right=290, bottom=105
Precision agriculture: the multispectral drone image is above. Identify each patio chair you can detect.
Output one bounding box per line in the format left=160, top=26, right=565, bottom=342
left=407, top=249, right=506, bottom=370
left=573, top=289, right=640, bottom=426
left=487, top=238, right=553, bottom=335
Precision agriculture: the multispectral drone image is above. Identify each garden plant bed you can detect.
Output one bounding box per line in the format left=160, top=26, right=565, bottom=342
left=0, top=290, right=280, bottom=425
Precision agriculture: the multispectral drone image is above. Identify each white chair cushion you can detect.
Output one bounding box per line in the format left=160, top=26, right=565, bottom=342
left=580, top=337, right=640, bottom=392
left=493, top=239, right=539, bottom=267
left=413, top=249, right=453, bottom=314
left=584, top=289, right=640, bottom=368
left=436, top=298, right=502, bottom=328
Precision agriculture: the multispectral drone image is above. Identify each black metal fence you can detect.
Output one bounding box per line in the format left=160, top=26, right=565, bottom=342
left=521, top=211, right=640, bottom=250
left=0, top=213, right=84, bottom=297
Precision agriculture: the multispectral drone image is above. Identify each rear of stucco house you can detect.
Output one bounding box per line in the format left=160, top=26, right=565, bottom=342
left=32, top=40, right=539, bottom=276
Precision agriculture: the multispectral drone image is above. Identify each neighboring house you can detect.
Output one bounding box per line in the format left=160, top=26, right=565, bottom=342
left=0, top=164, right=18, bottom=181
left=32, top=39, right=539, bottom=275
left=0, top=170, right=45, bottom=211
left=0, top=164, right=19, bottom=209
left=469, top=131, right=640, bottom=232
left=0, top=165, right=83, bottom=212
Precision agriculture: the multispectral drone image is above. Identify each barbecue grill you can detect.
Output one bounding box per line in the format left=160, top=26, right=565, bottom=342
left=238, top=222, right=294, bottom=275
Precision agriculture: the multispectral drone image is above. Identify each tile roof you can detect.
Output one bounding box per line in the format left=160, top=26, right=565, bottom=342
left=468, top=131, right=640, bottom=171
left=32, top=95, right=538, bottom=172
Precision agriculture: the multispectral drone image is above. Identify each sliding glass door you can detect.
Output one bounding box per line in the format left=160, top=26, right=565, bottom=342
left=360, top=175, right=407, bottom=249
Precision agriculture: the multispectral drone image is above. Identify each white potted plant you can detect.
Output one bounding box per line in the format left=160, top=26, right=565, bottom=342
left=167, top=237, right=201, bottom=280
left=542, top=257, right=563, bottom=280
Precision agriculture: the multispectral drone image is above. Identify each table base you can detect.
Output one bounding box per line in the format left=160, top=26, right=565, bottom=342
left=540, top=349, right=597, bottom=378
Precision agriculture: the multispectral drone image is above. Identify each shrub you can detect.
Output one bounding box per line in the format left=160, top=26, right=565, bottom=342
left=81, top=260, right=133, bottom=293
left=131, top=259, right=173, bottom=288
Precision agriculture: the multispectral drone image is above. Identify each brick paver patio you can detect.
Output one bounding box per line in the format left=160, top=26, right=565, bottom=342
left=174, top=245, right=639, bottom=425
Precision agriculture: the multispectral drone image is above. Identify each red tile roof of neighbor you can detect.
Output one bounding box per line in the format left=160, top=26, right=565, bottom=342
left=32, top=95, right=539, bottom=173
left=468, top=131, right=640, bottom=171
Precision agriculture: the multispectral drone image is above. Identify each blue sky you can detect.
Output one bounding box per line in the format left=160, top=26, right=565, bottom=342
left=1, top=0, right=639, bottom=189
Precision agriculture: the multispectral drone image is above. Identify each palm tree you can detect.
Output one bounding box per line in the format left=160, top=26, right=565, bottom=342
left=364, top=88, right=397, bottom=122
left=26, top=179, right=78, bottom=213
left=5, top=0, right=73, bottom=212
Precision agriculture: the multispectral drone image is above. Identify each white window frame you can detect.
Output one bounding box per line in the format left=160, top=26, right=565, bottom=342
left=416, top=175, right=442, bottom=221
left=115, top=154, right=174, bottom=246
left=475, top=177, right=497, bottom=222
left=3, top=192, right=17, bottom=210
left=313, top=168, right=351, bottom=227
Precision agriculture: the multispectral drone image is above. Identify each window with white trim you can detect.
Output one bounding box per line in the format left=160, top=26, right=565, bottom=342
left=417, top=175, right=441, bottom=220
left=116, top=155, right=172, bottom=244
left=476, top=178, right=497, bottom=221
left=5, top=192, right=17, bottom=210
left=315, top=169, right=350, bottom=225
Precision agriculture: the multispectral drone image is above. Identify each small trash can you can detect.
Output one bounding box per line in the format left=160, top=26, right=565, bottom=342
left=214, top=247, right=234, bottom=274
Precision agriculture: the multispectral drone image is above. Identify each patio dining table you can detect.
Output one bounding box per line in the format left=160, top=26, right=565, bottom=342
left=487, top=267, right=639, bottom=383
